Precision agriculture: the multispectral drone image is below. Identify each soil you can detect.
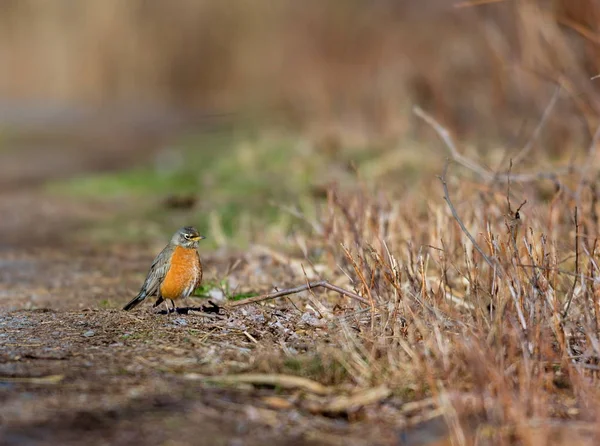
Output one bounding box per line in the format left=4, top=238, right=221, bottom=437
left=0, top=125, right=450, bottom=446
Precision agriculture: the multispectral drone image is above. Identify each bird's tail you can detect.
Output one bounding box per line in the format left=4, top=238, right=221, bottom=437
left=123, top=291, right=146, bottom=311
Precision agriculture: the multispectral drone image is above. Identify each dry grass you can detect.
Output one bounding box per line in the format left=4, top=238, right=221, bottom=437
left=3, top=2, right=600, bottom=444
left=1, top=0, right=599, bottom=146
left=3, top=126, right=600, bottom=444
left=168, top=104, right=600, bottom=443
left=255, top=138, right=600, bottom=443
left=4, top=96, right=600, bottom=445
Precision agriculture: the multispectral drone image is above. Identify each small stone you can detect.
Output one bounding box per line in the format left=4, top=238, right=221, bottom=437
left=300, top=312, right=326, bottom=328
left=208, top=288, right=226, bottom=303
left=83, top=330, right=95, bottom=337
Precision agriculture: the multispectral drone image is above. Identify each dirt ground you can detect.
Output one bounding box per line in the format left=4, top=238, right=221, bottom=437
left=0, top=131, right=454, bottom=446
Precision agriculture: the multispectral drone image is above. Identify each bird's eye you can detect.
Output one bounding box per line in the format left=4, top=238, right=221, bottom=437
left=184, top=234, right=191, bottom=239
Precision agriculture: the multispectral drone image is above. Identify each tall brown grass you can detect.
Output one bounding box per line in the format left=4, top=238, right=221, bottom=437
left=1, top=0, right=599, bottom=146
left=294, top=155, right=600, bottom=443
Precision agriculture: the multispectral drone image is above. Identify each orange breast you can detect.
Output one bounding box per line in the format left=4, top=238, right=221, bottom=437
left=159, top=246, right=201, bottom=300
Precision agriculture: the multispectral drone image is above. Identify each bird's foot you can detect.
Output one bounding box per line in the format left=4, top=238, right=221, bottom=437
left=201, top=301, right=221, bottom=314
left=157, top=307, right=178, bottom=315
left=155, top=302, right=221, bottom=316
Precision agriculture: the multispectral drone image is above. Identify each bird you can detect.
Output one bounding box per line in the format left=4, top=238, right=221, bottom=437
left=123, top=226, right=206, bottom=313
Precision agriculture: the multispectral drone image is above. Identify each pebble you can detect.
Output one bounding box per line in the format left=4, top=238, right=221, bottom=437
left=208, top=288, right=226, bottom=303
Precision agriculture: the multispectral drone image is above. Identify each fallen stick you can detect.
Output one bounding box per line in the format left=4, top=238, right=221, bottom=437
left=0, top=374, right=64, bottom=384
left=226, top=280, right=370, bottom=308
left=307, top=385, right=391, bottom=414
left=186, top=373, right=332, bottom=395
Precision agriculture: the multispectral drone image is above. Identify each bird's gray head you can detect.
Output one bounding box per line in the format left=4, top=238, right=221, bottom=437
left=171, top=226, right=205, bottom=248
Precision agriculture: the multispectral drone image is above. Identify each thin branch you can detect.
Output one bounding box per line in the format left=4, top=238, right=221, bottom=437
left=226, top=280, right=370, bottom=308
left=509, top=168, right=574, bottom=183
left=414, top=106, right=491, bottom=180
left=438, top=160, right=502, bottom=276
left=413, top=106, right=575, bottom=183
left=563, top=207, right=580, bottom=320
left=506, top=159, right=514, bottom=215
left=517, top=263, right=593, bottom=281
left=512, top=85, right=561, bottom=165
left=505, top=160, right=527, bottom=258
left=270, top=201, right=324, bottom=235
left=575, top=124, right=600, bottom=201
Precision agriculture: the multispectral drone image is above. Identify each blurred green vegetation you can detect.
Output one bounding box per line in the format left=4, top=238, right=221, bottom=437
left=46, top=130, right=355, bottom=245
left=47, top=127, right=442, bottom=246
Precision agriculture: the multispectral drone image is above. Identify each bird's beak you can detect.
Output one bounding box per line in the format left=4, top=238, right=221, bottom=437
left=192, top=235, right=206, bottom=241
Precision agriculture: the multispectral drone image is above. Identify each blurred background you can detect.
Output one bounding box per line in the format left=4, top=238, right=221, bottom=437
left=1, top=0, right=599, bottom=245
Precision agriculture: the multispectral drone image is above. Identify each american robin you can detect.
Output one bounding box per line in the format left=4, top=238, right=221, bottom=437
left=123, top=226, right=206, bottom=313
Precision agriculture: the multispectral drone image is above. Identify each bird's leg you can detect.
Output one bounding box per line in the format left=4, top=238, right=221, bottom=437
left=170, top=299, right=177, bottom=314
left=163, top=299, right=171, bottom=315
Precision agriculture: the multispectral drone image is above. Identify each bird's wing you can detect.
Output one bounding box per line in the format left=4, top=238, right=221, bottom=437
left=139, top=244, right=174, bottom=297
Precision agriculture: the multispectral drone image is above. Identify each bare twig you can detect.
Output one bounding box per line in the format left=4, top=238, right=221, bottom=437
left=270, top=201, right=324, bottom=235
left=563, top=207, right=580, bottom=320
left=413, top=106, right=574, bottom=183
left=575, top=124, right=600, bottom=201
left=438, top=160, right=502, bottom=275
left=505, top=159, right=527, bottom=250
left=512, top=85, right=561, bottom=165
left=226, top=280, right=370, bottom=308
left=515, top=200, right=527, bottom=216
left=414, top=106, right=491, bottom=180
left=506, top=159, right=514, bottom=215
left=517, top=263, right=593, bottom=281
